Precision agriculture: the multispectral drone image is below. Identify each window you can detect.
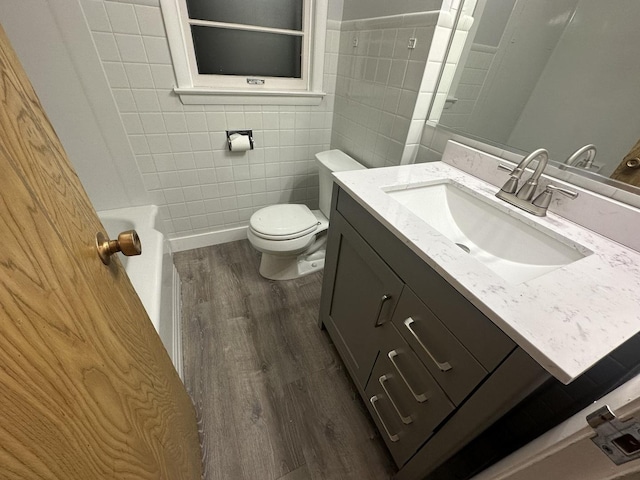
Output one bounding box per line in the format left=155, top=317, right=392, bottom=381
left=160, top=0, right=327, bottom=104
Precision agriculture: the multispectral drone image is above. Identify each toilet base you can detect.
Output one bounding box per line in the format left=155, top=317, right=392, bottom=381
left=258, top=249, right=325, bottom=281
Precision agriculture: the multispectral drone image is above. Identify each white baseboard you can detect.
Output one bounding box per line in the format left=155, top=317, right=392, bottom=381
left=169, top=225, right=248, bottom=252
left=172, top=264, right=183, bottom=380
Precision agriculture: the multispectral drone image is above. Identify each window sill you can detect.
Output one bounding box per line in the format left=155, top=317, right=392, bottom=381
left=174, top=87, right=326, bottom=106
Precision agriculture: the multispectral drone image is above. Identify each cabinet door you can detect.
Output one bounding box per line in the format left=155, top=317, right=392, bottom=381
left=393, top=287, right=487, bottom=406
left=323, top=212, right=403, bottom=387
left=365, top=324, right=455, bottom=467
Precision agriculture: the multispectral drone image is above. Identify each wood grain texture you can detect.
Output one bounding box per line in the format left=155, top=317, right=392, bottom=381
left=0, top=25, right=202, bottom=479
left=610, top=137, right=640, bottom=186
left=175, top=241, right=396, bottom=480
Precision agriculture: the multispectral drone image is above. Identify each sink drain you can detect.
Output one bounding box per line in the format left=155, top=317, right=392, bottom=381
left=456, top=243, right=471, bottom=254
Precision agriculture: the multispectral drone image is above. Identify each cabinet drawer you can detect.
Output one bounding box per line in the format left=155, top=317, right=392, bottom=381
left=365, top=325, right=454, bottom=467
left=392, top=287, right=487, bottom=406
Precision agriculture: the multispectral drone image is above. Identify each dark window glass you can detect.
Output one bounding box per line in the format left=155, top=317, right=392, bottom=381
left=191, top=26, right=302, bottom=78
left=186, top=0, right=303, bottom=31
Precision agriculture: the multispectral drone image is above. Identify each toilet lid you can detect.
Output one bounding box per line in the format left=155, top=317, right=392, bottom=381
left=249, top=204, right=319, bottom=240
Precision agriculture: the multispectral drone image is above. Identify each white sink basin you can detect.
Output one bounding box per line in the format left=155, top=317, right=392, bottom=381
left=385, top=180, right=590, bottom=284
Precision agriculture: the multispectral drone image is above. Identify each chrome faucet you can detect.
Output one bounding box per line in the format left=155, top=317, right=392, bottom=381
left=564, top=144, right=597, bottom=169
left=496, top=148, right=577, bottom=216
left=497, top=148, right=549, bottom=200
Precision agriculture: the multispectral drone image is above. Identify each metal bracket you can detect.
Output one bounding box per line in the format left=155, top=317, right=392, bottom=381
left=587, top=405, right=640, bottom=465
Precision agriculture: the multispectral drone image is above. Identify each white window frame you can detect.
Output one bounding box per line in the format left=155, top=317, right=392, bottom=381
left=160, top=0, right=327, bottom=105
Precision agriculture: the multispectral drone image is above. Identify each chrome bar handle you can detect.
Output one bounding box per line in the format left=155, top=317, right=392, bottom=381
left=388, top=350, right=428, bottom=403
left=369, top=395, right=399, bottom=442
left=404, top=318, right=452, bottom=372
left=379, top=375, right=413, bottom=425
left=546, top=184, right=579, bottom=199
left=373, top=294, right=392, bottom=327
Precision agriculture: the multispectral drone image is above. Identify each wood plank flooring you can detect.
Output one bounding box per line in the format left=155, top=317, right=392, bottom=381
left=174, top=240, right=396, bottom=480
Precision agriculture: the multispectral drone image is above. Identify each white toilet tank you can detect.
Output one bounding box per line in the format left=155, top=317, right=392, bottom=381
left=316, top=150, right=365, bottom=218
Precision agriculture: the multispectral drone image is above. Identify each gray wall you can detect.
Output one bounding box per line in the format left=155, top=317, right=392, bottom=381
left=328, top=0, right=344, bottom=20
left=460, top=0, right=577, bottom=144
left=508, top=0, right=640, bottom=175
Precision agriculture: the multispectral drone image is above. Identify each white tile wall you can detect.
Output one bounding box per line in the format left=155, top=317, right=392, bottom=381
left=80, top=0, right=339, bottom=238
left=439, top=45, right=495, bottom=129
left=331, top=11, right=440, bottom=168
left=422, top=1, right=468, bottom=126
left=416, top=121, right=449, bottom=163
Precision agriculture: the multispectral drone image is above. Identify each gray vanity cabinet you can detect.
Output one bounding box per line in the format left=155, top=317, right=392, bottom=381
left=320, top=185, right=637, bottom=479
left=319, top=185, right=530, bottom=476
left=320, top=209, right=403, bottom=388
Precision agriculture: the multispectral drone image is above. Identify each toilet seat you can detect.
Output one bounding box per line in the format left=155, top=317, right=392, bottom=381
left=249, top=204, right=319, bottom=241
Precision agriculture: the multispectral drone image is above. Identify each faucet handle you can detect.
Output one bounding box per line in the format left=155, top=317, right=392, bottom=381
left=546, top=184, right=579, bottom=199
left=497, top=163, right=521, bottom=194
left=497, top=163, right=526, bottom=177
left=532, top=184, right=578, bottom=210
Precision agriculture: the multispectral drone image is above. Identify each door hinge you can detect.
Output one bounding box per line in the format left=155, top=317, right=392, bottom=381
left=587, top=405, right=640, bottom=465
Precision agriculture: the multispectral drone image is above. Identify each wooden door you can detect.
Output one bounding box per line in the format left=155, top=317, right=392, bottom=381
left=0, top=25, right=202, bottom=480
left=610, top=137, right=640, bottom=187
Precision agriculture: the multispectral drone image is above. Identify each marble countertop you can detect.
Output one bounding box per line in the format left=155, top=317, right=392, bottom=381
left=333, top=161, right=640, bottom=384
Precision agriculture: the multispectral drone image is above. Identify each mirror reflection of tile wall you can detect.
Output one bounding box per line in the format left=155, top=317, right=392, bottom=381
left=331, top=1, right=462, bottom=168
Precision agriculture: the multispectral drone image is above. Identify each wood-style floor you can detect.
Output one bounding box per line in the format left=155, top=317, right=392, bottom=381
left=174, top=240, right=396, bottom=480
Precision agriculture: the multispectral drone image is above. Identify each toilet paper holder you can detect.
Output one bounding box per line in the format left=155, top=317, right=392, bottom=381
left=226, top=130, right=254, bottom=151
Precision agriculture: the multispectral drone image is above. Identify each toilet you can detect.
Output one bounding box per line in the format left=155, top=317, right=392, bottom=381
left=247, top=150, right=365, bottom=280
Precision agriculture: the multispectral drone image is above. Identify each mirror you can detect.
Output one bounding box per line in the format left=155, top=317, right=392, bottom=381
left=434, top=0, right=640, bottom=194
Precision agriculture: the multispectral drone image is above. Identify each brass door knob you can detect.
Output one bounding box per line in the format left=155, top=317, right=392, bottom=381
left=96, top=230, right=142, bottom=265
